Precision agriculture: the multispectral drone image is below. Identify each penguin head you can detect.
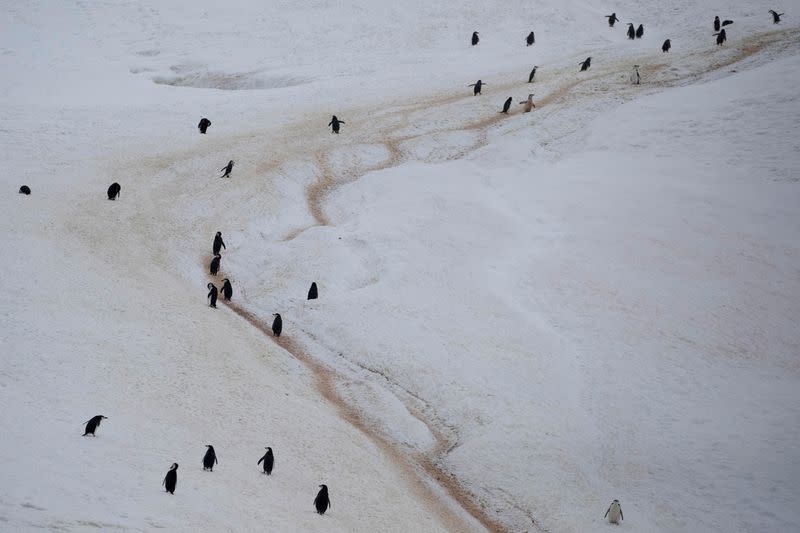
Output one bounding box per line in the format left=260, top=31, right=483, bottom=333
left=207, top=283, right=214, bottom=289
left=171, top=463, right=179, bottom=470
left=206, top=444, right=213, bottom=449
left=273, top=313, right=281, bottom=318
left=319, top=484, right=327, bottom=489
left=100, top=415, right=108, bottom=419
left=216, top=231, right=221, bottom=236
left=266, top=446, right=272, bottom=451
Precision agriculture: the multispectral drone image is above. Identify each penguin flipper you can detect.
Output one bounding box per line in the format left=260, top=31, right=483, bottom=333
left=604, top=507, right=610, bottom=518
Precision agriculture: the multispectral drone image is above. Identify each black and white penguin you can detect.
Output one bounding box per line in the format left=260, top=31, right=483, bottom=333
left=163, top=463, right=178, bottom=494
left=630, top=65, right=640, bottom=85
left=526, top=31, right=535, bottom=46
left=636, top=24, right=644, bottom=38
left=212, top=231, right=226, bottom=255
left=579, top=57, right=592, bottom=71
left=209, top=254, right=221, bottom=276
left=220, top=278, right=232, bottom=300
left=714, top=16, right=721, bottom=31
left=471, top=31, right=479, bottom=46
left=769, top=10, right=785, bottom=24
left=627, top=23, right=635, bottom=40
left=662, top=39, right=671, bottom=52
left=207, top=283, right=218, bottom=308
left=220, top=160, right=234, bottom=178
left=82, top=415, right=107, bottom=436
left=500, top=96, right=512, bottom=114
left=257, top=447, right=274, bottom=475
left=604, top=499, right=623, bottom=524
left=107, top=182, right=121, bottom=200
left=272, top=313, right=282, bottom=337
left=519, top=94, right=535, bottom=112
left=198, top=117, right=211, bottom=134
left=308, top=281, right=318, bottom=300
left=722, top=19, right=734, bottom=27
left=606, top=13, right=619, bottom=27
left=328, top=115, right=345, bottom=134
left=314, top=484, right=330, bottom=514
left=714, top=28, right=727, bottom=45
left=468, top=79, right=485, bottom=95
left=528, top=66, right=538, bottom=83
left=202, top=445, right=218, bottom=471
left=19, top=185, right=31, bottom=195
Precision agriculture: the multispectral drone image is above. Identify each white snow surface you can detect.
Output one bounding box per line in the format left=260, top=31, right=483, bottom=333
left=2, top=1, right=800, bottom=532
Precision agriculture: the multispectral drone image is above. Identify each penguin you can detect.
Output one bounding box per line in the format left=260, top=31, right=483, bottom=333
left=468, top=79, right=485, bottom=95
left=722, top=20, right=734, bottom=27
left=308, top=281, right=318, bottom=300
left=662, top=39, right=671, bottom=53
left=82, top=415, right=107, bottom=436
left=328, top=115, right=345, bottom=134
left=107, top=182, right=121, bottom=200
left=18, top=185, right=31, bottom=195
left=626, top=23, right=635, bottom=40
left=198, top=117, right=211, bottom=134
left=630, top=65, right=640, bottom=85
left=714, top=28, right=727, bottom=45
left=220, top=160, right=234, bottom=178
left=526, top=31, right=535, bottom=46
left=528, top=66, right=538, bottom=83
left=769, top=10, right=785, bottom=24
left=500, top=96, right=512, bottom=114
left=471, top=31, right=479, bottom=46
left=314, top=484, right=330, bottom=515
left=212, top=231, right=226, bottom=255
left=220, top=278, right=232, bottom=301
left=207, top=283, right=218, bottom=308
left=272, top=313, right=282, bottom=337
left=163, top=463, right=178, bottom=494
left=209, top=254, right=221, bottom=276
left=257, top=447, right=274, bottom=475
left=636, top=24, right=644, bottom=39
left=714, top=16, right=720, bottom=31
left=579, top=57, right=591, bottom=72
left=202, top=445, right=218, bottom=471
left=606, top=13, right=619, bottom=27
left=519, top=94, right=535, bottom=112
left=604, top=499, right=623, bottom=524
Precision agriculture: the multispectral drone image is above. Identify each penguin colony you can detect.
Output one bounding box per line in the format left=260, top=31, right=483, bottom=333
left=61, top=6, right=787, bottom=525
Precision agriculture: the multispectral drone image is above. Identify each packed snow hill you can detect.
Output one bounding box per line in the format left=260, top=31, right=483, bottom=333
left=2, top=1, right=799, bottom=532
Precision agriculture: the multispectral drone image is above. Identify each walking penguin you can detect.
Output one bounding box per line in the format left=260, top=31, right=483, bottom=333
left=500, top=97, right=512, bottom=114
left=220, top=160, right=234, bottom=178
left=605, top=499, right=623, bottom=524
left=314, top=484, right=331, bottom=514
left=202, top=445, right=218, bottom=471
left=272, top=313, right=282, bottom=337
left=714, top=16, right=721, bottom=31
left=212, top=231, right=226, bottom=255
left=630, top=65, right=640, bottom=85
left=662, top=39, right=671, bottom=52
left=468, top=79, right=485, bottom=95
left=209, top=254, right=221, bottom=276
left=636, top=24, right=644, bottom=38
left=198, top=117, right=211, bottom=134
left=107, top=182, right=121, bottom=200
left=308, top=281, right=318, bottom=300
left=519, top=94, right=535, bottom=112
left=528, top=66, right=538, bottom=83
left=220, top=278, right=232, bottom=300
left=627, top=23, right=635, bottom=40
left=207, top=283, right=218, bottom=308
left=769, top=10, right=785, bottom=24
left=257, top=447, right=274, bottom=475
left=163, top=463, right=178, bottom=494
left=82, top=415, right=107, bottom=436
left=579, top=57, right=592, bottom=71
left=526, top=31, right=535, bottom=46
left=328, top=115, right=345, bottom=134
left=714, top=28, right=727, bottom=45
left=471, top=31, right=479, bottom=46
left=606, top=13, right=619, bottom=27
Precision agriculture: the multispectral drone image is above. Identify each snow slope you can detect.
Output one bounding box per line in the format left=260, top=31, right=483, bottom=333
left=2, top=0, right=800, bottom=532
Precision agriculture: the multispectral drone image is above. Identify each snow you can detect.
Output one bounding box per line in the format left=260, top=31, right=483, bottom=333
left=2, top=0, right=800, bottom=532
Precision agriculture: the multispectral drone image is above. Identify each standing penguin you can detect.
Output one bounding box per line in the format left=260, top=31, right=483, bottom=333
left=519, top=94, right=535, bottom=112
left=308, top=281, right=318, bottom=300
left=636, top=24, right=644, bottom=38
left=606, top=13, right=619, bottom=27
left=626, top=23, right=635, bottom=39
left=198, top=117, right=211, bottom=134
left=630, top=65, right=640, bottom=85
left=202, top=445, right=218, bottom=471
left=207, top=283, right=218, bottom=308
left=19, top=185, right=31, bottom=195
left=272, top=313, right=283, bottom=337
left=220, top=160, right=234, bottom=178
left=209, top=254, right=221, bottom=276
left=471, top=31, right=479, bottom=46
left=500, top=97, right=513, bottom=114
left=662, top=39, right=671, bottom=52
left=257, top=447, right=274, bottom=475
left=528, top=66, right=538, bottom=83
left=82, top=415, right=107, bottom=436
left=107, top=182, right=121, bottom=200
left=769, top=10, right=785, bottom=24
left=328, top=115, right=345, bottom=134
left=468, top=79, right=485, bottom=95
left=579, top=57, right=592, bottom=71
left=714, top=16, right=721, bottom=31
left=714, top=28, right=727, bottom=45
left=604, top=499, right=623, bottom=524
left=526, top=31, right=535, bottom=46
left=163, top=463, right=178, bottom=494
left=212, top=231, right=226, bottom=255
left=220, top=278, right=232, bottom=300
left=314, top=484, right=331, bottom=515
